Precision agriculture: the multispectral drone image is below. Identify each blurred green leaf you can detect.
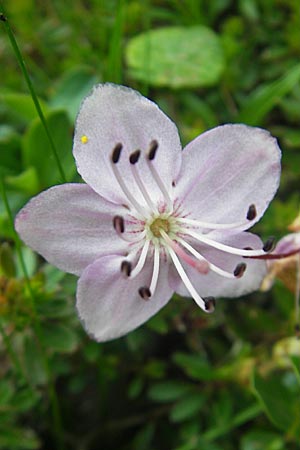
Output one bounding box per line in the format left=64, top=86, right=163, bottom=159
left=0, top=426, right=40, bottom=449
left=252, top=370, right=300, bottom=434
left=173, top=352, right=214, bottom=380
left=126, top=26, right=224, bottom=88
left=148, top=381, right=192, bottom=402
left=22, top=110, right=75, bottom=188
left=240, top=430, right=284, bottom=450
left=5, top=167, right=39, bottom=195
left=37, top=297, right=72, bottom=319
left=22, top=335, right=47, bottom=386
left=290, top=356, right=300, bottom=386
left=0, top=242, right=16, bottom=277
left=0, top=125, right=21, bottom=175
left=237, top=64, right=300, bottom=124
left=15, top=247, right=37, bottom=278
left=10, top=388, right=40, bottom=413
left=49, top=66, right=99, bottom=122
left=170, top=393, right=205, bottom=422
left=41, top=323, right=78, bottom=353
left=0, top=380, right=14, bottom=406
left=1, top=92, right=48, bottom=124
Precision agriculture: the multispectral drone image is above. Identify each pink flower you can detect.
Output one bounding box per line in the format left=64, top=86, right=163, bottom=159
left=15, top=84, right=281, bottom=341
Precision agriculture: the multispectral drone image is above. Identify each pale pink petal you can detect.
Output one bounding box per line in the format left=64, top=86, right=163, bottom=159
left=176, top=232, right=267, bottom=299
left=174, top=124, right=281, bottom=227
left=73, top=83, right=182, bottom=206
left=273, top=233, right=300, bottom=254
left=15, top=184, right=128, bottom=275
left=76, top=254, right=175, bottom=341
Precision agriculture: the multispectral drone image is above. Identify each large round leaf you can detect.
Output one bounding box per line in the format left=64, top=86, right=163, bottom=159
left=126, top=26, right=224, bottom=88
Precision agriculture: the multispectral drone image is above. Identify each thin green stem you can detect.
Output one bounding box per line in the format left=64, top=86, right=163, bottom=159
left=0, top=178, right=65, bottom=450
left=107, top=0, right=124, bottom=83
left=0, top=7, right=66, bottom=183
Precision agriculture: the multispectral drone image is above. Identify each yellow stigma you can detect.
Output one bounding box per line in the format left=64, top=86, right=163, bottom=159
left=81, top=135, right=89, bottom=144
left=150, top=218, right=170, bottom=237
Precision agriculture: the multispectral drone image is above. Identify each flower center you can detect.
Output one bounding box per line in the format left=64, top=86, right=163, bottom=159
left=149, top=217, right=170, bottom=238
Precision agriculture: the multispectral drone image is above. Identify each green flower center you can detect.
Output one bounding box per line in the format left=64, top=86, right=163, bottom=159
left=149, top=218, right=170, bottom=237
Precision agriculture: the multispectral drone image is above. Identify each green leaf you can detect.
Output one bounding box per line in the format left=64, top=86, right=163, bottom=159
left=5, top=167, right=39, bottom=195
left=240, top=430, right=285, bottom=450
left=0, top=426, right=40, bottom=450
left=0, top=242, right=16, bottom=277
left=148, top=381, right=192, bottom=403
left=41, top=323, right=78, bottom=353
left=49, top=66, right=99, bottom=122
left=126, top=26, right=224, bottom=88
left=170, top=393, right=205, bottom=422
left=173, top=352, right=214, bottom=380
left=0, top=125, right=21, bottom=175
left=252, top=370, right=300, bottom=433
left=10, top=388, right=40, bottom=413
left=22, top=110, right=76, bottom=188
left=22, top=335, right=47, bottom=386
left=290, top=356, right=300, bottom=387
left=37, top=298, right=72, bottom=319
left=237, top=64, right=300, bottom=124
left=1, top=92, right=48, bottom=124
left=0, top=380, right=14, bottom=406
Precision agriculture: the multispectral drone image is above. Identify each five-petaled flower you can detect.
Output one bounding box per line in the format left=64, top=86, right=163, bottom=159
left=15, top=84, right=282, bottom=341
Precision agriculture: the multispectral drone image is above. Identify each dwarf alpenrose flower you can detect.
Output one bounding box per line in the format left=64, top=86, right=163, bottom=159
left=15, top=84, right=282, bottom=341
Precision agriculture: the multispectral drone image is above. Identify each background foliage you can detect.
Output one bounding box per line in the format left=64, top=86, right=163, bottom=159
left=0, top=0, right=300, bottom=449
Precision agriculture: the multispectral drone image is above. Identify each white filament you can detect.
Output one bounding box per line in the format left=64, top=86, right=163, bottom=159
left=149, top=246, right=160, bottom=295
left=146, top=158, right=173, bottom=212
left=130, top=239, right=150, bottom=278
left=177, top=237, right=236, bottom=279
left=167, top=247, right=207, bottom=311
left=111, top=161, right=148, bottom=217
left=182, top=229, right=266, bottom=257
left=130, top=163, right=157, bottom=213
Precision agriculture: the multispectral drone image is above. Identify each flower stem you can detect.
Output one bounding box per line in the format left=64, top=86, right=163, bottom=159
left=0, top=177, right=65, bottom=450
left=0, top=5, right=67, bottom=183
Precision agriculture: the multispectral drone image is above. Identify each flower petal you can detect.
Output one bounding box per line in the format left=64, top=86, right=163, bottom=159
left=76, top=254, right=174, bottom=341
left=73, top=83, right=182, bottom=205
left=175, top=124, right=281, bottom=226
left=175, top=232, right=267, bottom=299
left=15, top=184, right=128, bottom=275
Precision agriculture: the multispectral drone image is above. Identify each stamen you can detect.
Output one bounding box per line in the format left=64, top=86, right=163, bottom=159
left=129, top=150, right=157, bottom=212
left=204, top=297, right=216, bottom=313
left=233, top=262, right=247, bottom=278
left=148, top=140, right=158, bottom=160
left=161, top=231, right=209, bottom=274
left=247, top=204, right=257, bottom=220
left=110, top=145, right=147, bottom=216
left=138, top=286, right=151, bottom=300
left=130, top=240, right=150, bottom=278
left=263, top=236, right=276, bottom=252
left=177, top=237, right=241, bottom=279
left=113, top=215, right=124, bottom=233
left=167, top=246, right=209, bottom=312
left=177, top=204, right=258, bottom=230
left=182, top=229, right=268, bottom=257
left=111, top=143, right=123, bottom=163
left=121, top=260, right=132, bottom=277
left=149, top=246, right=160, bottom=296
left=146, top=141, right=173, bottom=212
left=129, top=150, right=141, bottom=165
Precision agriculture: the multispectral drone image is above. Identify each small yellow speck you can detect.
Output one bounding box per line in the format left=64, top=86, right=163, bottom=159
left=81, top=135, right=89, bottom=144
